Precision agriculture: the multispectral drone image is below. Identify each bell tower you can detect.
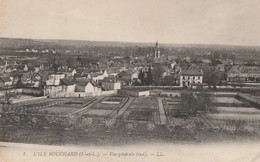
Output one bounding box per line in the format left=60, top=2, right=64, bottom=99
left=154, top=41, right=160, bottom=59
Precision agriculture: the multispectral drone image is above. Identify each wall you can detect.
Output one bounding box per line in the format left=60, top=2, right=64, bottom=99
left=46, top=90, right=117, bottom=98
left=118, top=89, right=149, bottom=97
left=138, top=90, right=149, bottom=97
left=11, top=96, right=47, bottom=104
left=66, top=84, right=75, bottom=93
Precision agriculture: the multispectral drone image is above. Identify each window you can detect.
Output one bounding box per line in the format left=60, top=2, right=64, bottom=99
left=193, top=76, right=195, bottom=79
left=198, top=76, right=200, bottom=79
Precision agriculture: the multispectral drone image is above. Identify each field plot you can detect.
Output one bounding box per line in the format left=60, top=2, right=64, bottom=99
left=39, top=106, right=78, bottom=114
left=163, top=97, right=188, bottom=120
left=9, top=95, right=35, bottom=102
left=200, top=95, right=260, bottom=134
left=208, top=113, right=260, bottom=121
left=127, top=111, right=153, bottom=121
left=215, top=107, right=260, bottom=115
left=84, top=109, right=112, bottom=117
left=101, top=97, right=124, bottom=104
left=90, top=103, right=117, bottom=110
left=38, top=98, right=95, bottom=115
left=9, top=98, right=66, bottom=112
left=80, top=96, right=127, bottom=118
left=124, top=97, right=159, bottom=123
left=212, top=97, right=242, bottom=104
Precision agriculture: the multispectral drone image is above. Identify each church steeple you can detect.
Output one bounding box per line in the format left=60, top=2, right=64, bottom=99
left=154, top=41, right=160, bottom=58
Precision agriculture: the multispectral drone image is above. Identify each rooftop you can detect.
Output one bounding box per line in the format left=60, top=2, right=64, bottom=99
left=180, top=70, right=203, bottom=76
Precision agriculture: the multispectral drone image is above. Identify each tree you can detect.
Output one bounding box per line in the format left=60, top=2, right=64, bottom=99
left=146, top=66, right=153, bottom=85
left=208, top=71, right=220, bottom=89
left=181, top=90, right=214, bottom=116
left=210, top=51, right=220, bottom=65
left=152, top=65, right=164, bottom=85
left=229, top=53, right=236, bottom=64
left=137, top=70, right=145, bottom=85
left=64, top=55, right=74, bottom=68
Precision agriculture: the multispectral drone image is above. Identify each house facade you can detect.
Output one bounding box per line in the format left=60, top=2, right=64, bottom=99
left=179, top=70, right=203, bottom=87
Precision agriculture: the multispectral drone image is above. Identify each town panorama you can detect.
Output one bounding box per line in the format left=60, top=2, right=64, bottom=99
left=0, top=37, right=260, bottom=145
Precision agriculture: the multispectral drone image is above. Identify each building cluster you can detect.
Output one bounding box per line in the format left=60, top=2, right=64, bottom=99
left=1, top=42, right=260, bottom=96
left=44, top=69, right=122, bottom=98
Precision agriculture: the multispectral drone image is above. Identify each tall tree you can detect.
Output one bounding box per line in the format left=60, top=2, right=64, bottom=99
left=146, top=66, right=153, bottom=85
left=152, top=65, right=164, bottom=85
left=138, top=70, right=145, bottom=85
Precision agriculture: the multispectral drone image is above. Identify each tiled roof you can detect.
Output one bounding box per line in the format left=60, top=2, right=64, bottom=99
left=102, top=77, right=118, bottom=83
left=77, top=80, right=90, bottom=86
left=180, top=70, right=203, bottom=76
left=60, top=78, right=75, bottom=85
left=228, top=65, right=260, bottom=74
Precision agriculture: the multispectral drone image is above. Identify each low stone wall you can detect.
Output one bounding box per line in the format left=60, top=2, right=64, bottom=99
left=11, top=96, right=47, bottom=104
left=47, top=90, right=117, bottom=98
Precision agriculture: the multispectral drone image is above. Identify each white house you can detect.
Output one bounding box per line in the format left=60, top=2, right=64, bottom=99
left=76, top=81, right=101, bottom=93
left=60, top=78, right=76, bottom=93
left=46, top=73, right=66, bottom=86
left=179, top=70, right=203, bottom=87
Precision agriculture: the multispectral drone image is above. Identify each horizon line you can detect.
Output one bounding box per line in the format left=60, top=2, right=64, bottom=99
left=1, top=36, right=260, bottom=48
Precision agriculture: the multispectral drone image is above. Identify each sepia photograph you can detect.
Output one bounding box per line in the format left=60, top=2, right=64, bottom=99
left=0, top=0, right=260, bottom=161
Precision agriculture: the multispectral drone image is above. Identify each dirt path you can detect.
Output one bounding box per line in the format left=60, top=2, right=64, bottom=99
left=106, top=97, right=135, bottom=123
left=158, top=98, right=167, bottom=125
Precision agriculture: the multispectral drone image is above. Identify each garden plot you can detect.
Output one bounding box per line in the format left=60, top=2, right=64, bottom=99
left=9, top=95, right=35, bottom=102
left=39, top=106, right=78, bottom=114
left=59, top=98, right=94, bottom=108
left=162, top=98, right=195, bottom=120
left=83, top=109, right=112, bottom=117
left=79, top=96, right=127, bottom=118
left=126, top=111, right=153, bottom=121
left=91, top=103, right=119, bottom=110
left=212, top=97, right=243, bottom=104
left=208, top=113, right=260, bottom=121
left=129, top=105, right=158, bottom=110
left=124, top=97, right=159, bottom=123
left=10, top=98, right=66, bottom=111
left=164, top=102, right=183, bottom=110
left=215, top=107, right=260, bottom=115
left=132, top=97, right=158, bottom=105
left=101, top=97, right=124, bottom=104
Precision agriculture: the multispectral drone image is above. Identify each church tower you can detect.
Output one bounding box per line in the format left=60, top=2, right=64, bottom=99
left=154, top=41, right=160, bottom=59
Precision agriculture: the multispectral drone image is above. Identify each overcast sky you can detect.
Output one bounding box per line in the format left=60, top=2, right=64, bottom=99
left=0, top=0, right=260, bottom=46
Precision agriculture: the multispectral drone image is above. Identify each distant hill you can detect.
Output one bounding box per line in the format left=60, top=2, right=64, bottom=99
left=1, top=37, right=260, bottom=50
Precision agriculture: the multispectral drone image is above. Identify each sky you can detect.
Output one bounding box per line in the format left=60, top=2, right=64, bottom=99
left=0, top=0, right=260, bottom=46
